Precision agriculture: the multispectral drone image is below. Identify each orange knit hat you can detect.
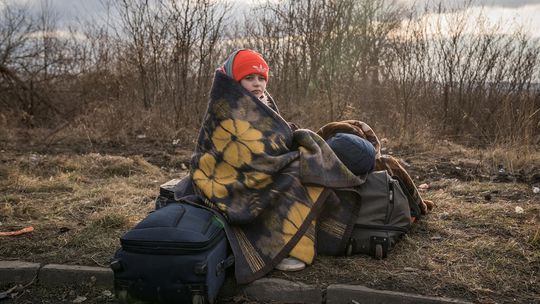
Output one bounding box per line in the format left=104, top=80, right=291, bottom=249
left=223, top=49, right=269, bottom=82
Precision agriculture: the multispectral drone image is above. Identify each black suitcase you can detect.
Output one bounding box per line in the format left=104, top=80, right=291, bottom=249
left=111, top=202, right=232, bottom=304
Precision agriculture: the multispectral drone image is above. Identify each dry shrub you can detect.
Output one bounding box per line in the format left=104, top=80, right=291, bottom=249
left=90, top=155, right=138, bottom=177
left=92, top=155, right=160, bottom=177
left=73, top=102, right=134, bottom=144
left=131, top=156, right=162, bottom=175
left=10, top=172, right=74, bottom=193
left=0, top=194, right=20, bottom=220
left=29, top=180, right=74, bottom=193
left=387, top=138, right=540, bottom=181
left=0, top=194, right=19, bottom=204
left=475, top=145, right=540, bottom=176
left=92, top=194, right=113, bottom=207
left=16, top=154, right=80, bottom=178
left=12, top=153, right=163, bottom=179
left=0, top=199, right=42, bottom=221
left=50, top=101, right=190, bottom=147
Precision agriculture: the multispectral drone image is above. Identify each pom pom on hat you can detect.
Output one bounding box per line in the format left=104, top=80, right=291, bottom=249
left=223, top=49, right=269, bottom=82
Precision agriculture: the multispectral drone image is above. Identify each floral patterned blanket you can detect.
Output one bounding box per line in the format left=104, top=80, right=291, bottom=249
left=190, top=71, right=364, bottom=284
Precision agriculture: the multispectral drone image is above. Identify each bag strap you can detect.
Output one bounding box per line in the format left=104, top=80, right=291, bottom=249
left=216, top=255, right=235, bottom=275
left=392, top=175, right=422, bottom=220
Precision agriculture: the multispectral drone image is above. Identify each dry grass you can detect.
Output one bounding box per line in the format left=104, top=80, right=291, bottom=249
left=0, top=141, right=538, bottom=303
left=272, top=180, right=539, bottom=303
left=44, top=104, right=199, bottom=148
left=0, top=152, right=184, bottom=267
left=272, top=142, right=540, bottom=304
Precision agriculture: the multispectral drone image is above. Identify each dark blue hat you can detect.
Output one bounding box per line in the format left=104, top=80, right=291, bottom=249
left=326, top=133, right=376, bottom=176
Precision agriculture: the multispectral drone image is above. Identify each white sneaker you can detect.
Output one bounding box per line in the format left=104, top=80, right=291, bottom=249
left=275, top=257, right=306, bottom=271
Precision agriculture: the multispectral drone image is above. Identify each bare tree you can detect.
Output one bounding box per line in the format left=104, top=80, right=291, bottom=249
left=164, top=0, right=229, bottom=126
left=1, top=0, right=538, bottom=146
left=0, top=0, right=68, bottom=126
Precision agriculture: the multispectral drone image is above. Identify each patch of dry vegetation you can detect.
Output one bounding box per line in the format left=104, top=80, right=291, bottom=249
left=0, top=142, right=538, bottom=304
left=0, top=152, right=183, bottom=267
left=272, top=142, right=540, bottom=304
left=274, top=180, right=539, bottom=303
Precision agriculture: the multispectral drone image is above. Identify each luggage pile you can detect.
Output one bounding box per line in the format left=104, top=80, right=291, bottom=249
left=111, top=168, right=423, bottom=303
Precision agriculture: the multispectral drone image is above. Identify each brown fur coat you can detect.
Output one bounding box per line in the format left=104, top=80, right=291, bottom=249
left=317, top=120, right=435, bottom=217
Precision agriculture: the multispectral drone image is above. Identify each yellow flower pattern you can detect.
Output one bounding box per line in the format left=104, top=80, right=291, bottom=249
left=243, top=171, right=273, bottom=189
left=282, top=201, right=315, bottom=264
left=192, top=153, right=237, bottom=199
left=212, top=119, right=265, bottom=168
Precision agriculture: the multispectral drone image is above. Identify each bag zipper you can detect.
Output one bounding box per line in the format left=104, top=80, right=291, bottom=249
left=353, top=223, right=408, bottom=233
left=384, top=181, right=394, bottom=224
left=121, top=228, right=225, bottom=255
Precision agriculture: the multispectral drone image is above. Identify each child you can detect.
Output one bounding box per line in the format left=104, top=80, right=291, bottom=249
left=219, top=49, right=306, bottom=271
left=220, top=49, right=283, bottom=117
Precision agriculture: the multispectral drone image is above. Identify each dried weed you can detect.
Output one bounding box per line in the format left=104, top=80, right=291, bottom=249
left=0, top=152, right=169, bottom=268
left=0, top=146, right=538, bottom=303
left=271, top=153, right=540, bottom=303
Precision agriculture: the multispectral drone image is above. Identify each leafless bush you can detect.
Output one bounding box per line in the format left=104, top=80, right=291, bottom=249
left=234, top=0, right=405, bottom=130
left=113, top=0, right=229, bottom=127
left=0, top=0, right=538, bottom=147
left=385, top=2, right=540, bottom=146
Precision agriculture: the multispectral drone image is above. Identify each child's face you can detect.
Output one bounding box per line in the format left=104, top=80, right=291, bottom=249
left=240, top=74, right=267, bottom=99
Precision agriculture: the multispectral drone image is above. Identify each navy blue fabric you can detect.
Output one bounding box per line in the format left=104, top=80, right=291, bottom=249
left=326, top=133, right=376, bottom=176
left=112, top=203, right=228, bottom=303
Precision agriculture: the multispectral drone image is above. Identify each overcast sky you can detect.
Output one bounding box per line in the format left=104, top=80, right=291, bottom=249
left=2, top=0, right=540, bottom=37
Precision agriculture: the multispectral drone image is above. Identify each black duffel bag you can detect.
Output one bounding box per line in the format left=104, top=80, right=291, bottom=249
left=345, top=170, right=421, bottom=259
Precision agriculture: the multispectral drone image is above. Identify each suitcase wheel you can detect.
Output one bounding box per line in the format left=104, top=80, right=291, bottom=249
left=346, top=243, right=353, bottom=256
left=192, top=294, right=207, bottom=304
left=375, top=244, right=383, bottom=260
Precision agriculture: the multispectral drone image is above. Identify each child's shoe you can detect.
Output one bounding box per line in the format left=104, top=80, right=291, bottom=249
left=275, top=257, right=306, bottom=271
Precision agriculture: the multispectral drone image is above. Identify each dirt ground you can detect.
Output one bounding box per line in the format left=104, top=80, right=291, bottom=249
left=0, top=138, right=539, bottom=304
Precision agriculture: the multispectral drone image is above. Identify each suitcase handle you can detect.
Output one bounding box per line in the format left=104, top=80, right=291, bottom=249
left=110, top=259, right=122, bottom=272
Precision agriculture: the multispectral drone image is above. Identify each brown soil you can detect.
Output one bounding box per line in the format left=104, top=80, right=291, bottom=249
left=0, top=138, right=538, bottom=304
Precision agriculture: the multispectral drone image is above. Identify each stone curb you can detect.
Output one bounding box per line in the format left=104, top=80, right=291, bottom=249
left=40, top=264, right=113, bottom=287
left=0, top=260, right=471, bottom=304
left=0, top=261, right=40, bottom=285
left=239, top=278, right=322, bottom=304
left=327, top=284, right=472, bottom=304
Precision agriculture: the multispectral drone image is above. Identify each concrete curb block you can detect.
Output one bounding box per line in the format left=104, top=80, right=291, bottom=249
left=0, top=261, right=40, bottom=285
left=39, top=264, right=113, bottom=287
left=1, top=261, right=471, bottom=304
left=240, top=278, right=322, bottom=304
left=326, top=284, right=472, bottom=304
